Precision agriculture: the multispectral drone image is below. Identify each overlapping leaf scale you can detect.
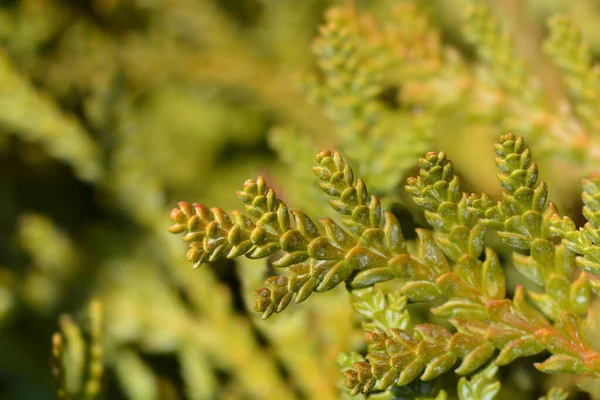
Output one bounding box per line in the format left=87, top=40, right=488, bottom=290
left=560, top=175, right=600, bottom=280
left=343, top=324, right=498, bottom=395
left=170, top=151, right=408, bottom=319
left=482, top=134, right=593, bottom=321
left=406, top=151, right=494, bottom=263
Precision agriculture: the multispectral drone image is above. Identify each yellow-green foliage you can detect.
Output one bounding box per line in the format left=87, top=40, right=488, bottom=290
left=52, top=301, right=103, bottom=400
left=170, top=134, right=600, bottom=398
left=3, top=0, right=600, bottom=399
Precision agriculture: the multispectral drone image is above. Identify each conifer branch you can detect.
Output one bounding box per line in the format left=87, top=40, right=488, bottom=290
left=170, top=133, right=600, bottom=396
left=301, top=3, right=432, bottom=193
left=303, top=4, right=382, bottom=139
left=481, top=133, right=594, bottom=323
left=313, top=150, right=383, bottom=236
left=544, top=16, right=600, bottom=133
left=462, top=6, right=588, bottom=160
left=560, top=175, right=600, bottom=280
left=170, top=151, right=404, bottom=319
left=464, top=6, right=528, bottom=95
left=343, top=324, right=496, bottom=395
left=344, top=134, right=600, bottom=392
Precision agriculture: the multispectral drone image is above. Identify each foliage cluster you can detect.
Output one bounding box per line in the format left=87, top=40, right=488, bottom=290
left=3, top=0, right=600, bottom=399
left=170, top=133, right=600, bottom=398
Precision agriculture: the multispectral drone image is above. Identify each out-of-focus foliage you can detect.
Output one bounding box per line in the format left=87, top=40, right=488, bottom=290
left=3, top=0, right=600, bottom=399
left=52, top=300, right=103, bottom=400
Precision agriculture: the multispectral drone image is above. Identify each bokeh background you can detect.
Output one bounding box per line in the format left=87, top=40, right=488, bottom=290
left=2, top=0, right=600, bottom=399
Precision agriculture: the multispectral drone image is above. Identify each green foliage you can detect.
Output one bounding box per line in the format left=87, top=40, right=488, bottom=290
left=544, top=16, right=600, bottom=133
left=301, top=3, right=431, bottom=193
left=539, top=387, right=570, bottom=400
left=17, top=213, right=77, bottom=311
left=558, top=175, right=600, bottom=279
left=52, top=301, right=103, bottom=400
left=0, top=52, right=102, bottom=182
left=457, top=364, right=501, bottom=400
left=351, top=287, right=410, bottom=333
left=171, top=133, right=600, bottom=398
left=170, top=150, right=405, bottom=318
left=5, top=0, right=600, bottom=399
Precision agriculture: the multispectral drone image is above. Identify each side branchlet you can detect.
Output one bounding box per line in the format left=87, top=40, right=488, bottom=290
left=344, top=134, right=600, bottom=395
left=560, top=174, right=600, bottom=286
left=52, top=300, right=103, bottom=400
left=457, top=363, right=501, bottom=400
left=170, top=150, right=405, bottom=319
left=544, top=15, right=600, bottom=133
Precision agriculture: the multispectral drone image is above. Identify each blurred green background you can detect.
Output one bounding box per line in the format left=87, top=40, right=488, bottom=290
left=2, top=0, right=600, bottom=399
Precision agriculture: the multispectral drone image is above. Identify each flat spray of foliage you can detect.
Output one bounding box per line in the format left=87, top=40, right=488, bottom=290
left=5, top=0, right=600, bottom=398
left=170, top=134, right=600, bottom=398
